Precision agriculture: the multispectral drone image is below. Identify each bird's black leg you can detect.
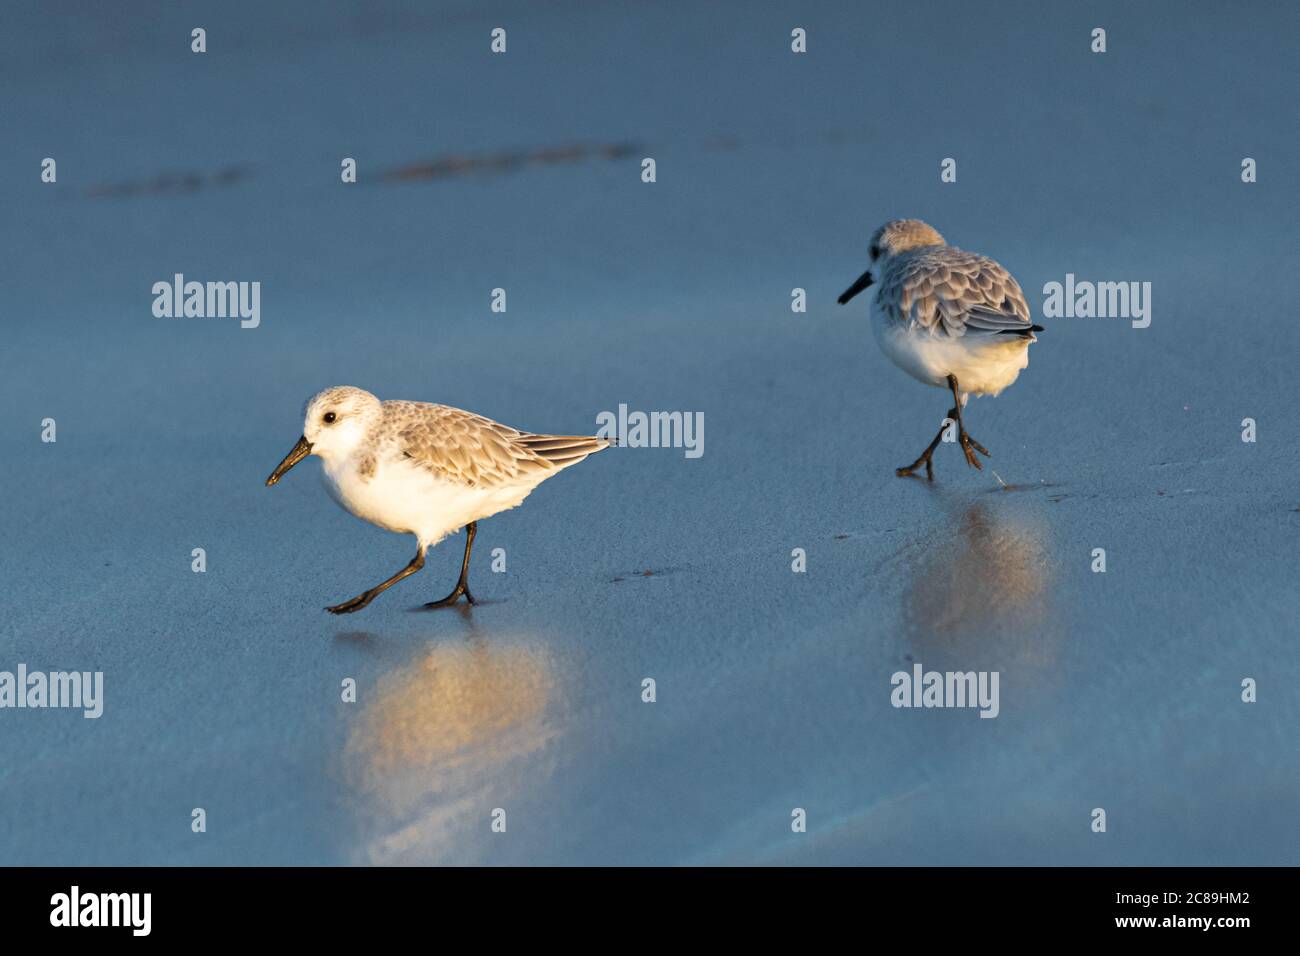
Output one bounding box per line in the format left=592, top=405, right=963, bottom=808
left=326, top=548, right=426, bottom=615
left=425, top=521, right=478, bottom=608
left=896, top=408, right=958, bottom=480
left=946, top=374, right=990, bottom=470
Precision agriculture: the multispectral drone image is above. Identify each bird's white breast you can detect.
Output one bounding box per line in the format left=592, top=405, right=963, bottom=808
left=321, top=452, right=543, bottom=549
left=872, top=310, right=1030, bottom=397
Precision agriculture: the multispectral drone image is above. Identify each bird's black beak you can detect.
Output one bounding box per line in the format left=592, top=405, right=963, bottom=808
left=266, top=435, right=312, bottom=486
left=837, top=269, right=874, bottom=305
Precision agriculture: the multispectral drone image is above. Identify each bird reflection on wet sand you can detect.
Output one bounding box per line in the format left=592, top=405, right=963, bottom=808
left=340, top=634, right=556, bottom=864
left=897, top=499, right=1059, bottom=676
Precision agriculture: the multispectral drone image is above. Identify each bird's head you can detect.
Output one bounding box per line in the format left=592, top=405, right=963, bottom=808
left=265, top=386, right=382, bottom=486
left=838, top=219, right=947, bottom=305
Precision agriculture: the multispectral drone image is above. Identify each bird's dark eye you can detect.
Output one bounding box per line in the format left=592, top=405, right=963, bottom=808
left=323, top=412, right=337, bottom=424
left=870, top=244, right=881, bottom=260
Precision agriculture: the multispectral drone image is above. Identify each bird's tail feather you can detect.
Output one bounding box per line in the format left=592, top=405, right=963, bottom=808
left=997, top=323, right=1044, bottom=338
left=518, top=434, right=611, bottom=468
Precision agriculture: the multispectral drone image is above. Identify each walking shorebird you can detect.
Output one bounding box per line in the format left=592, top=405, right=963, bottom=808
left=265, top=386, right=609, bottom=614
left=837, top=219, right=1042, bottom=479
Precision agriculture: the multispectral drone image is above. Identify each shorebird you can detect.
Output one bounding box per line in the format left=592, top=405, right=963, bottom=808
left=265, top=386, right=609, bottom=614
left=837, top=219, right=1042, bottom=479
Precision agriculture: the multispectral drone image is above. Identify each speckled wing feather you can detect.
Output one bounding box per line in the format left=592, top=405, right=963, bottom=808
left=878, top=247, right=1032, bottom=337
left=380, top=401, right=607, bottom=487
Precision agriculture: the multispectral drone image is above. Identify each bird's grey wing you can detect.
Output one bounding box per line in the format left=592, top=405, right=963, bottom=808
left=384, top=402, right=604, bottom=487
left=887, top=251, right=1033, bottom=337
left=383, top=403, right=542, bottom=487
